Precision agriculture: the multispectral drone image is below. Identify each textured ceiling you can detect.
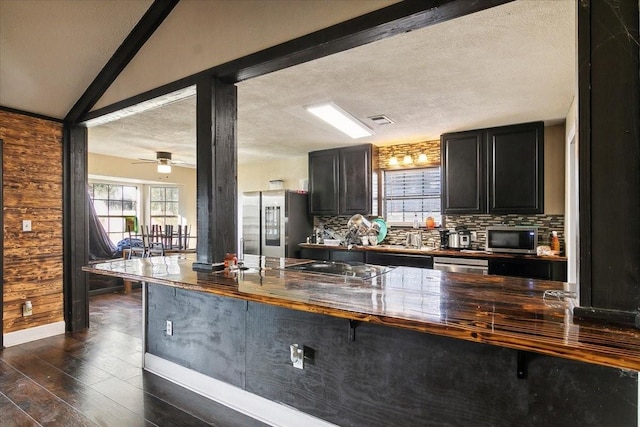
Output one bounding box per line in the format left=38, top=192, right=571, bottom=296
left=88, top=0, right=576, bottom=167
left=0, top=0, right=153, bottom=119
left=1, top=0, right=574, bottom=166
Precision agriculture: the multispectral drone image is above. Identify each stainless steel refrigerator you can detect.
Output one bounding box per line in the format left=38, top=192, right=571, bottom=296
left=241, top=190, right=312, bottom=258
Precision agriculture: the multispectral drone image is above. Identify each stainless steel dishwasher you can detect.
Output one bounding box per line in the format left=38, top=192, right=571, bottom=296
left=433, top=257, right=489, bottom=275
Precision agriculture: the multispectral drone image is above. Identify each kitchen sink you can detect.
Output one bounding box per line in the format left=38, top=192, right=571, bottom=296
left=285, top=260, right=393, bottom=280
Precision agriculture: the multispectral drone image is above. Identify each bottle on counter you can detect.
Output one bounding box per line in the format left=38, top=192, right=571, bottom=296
left=550, top=231, right=560, bottom=252
left=425, top=215, right=435, bottom=229
left=224, top=253, right=237, bottom=269
left=413, top=213, right=419, bottom=229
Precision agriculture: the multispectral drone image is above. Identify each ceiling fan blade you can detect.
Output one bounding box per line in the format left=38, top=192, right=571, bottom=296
left=132, top=158, right=157, bottom=164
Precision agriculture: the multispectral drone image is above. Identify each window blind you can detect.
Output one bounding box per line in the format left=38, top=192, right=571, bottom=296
left=383, top=167, right=442, bottom=226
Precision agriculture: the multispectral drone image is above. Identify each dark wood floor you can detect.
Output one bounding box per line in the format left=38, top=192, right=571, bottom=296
left=0, top=289, right=268, bottom=427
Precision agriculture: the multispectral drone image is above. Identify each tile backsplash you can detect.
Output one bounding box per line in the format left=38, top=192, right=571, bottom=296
left=314, top=214, right=565, bottom=252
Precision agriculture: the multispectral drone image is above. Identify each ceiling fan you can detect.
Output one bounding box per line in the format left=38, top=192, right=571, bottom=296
left=133, top=151, right=189, bottom=173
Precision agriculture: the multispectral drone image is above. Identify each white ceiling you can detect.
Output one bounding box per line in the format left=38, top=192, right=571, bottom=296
left=88, top=0, right=576, bottom=167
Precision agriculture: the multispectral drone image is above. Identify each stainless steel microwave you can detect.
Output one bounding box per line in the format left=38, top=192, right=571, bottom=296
left=485, top=226, right=538, bottom=254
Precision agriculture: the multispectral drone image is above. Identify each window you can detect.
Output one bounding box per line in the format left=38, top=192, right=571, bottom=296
left=89, top=183, right=138, bottom=244
left=150, top=186, right=180, bottom=228
left=383, top=167, right=441, bottom=226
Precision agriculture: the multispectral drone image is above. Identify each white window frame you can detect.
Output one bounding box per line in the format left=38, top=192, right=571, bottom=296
left=88, top=181, right=140, bottom=244
left=149, top=185, right=180, bottom=229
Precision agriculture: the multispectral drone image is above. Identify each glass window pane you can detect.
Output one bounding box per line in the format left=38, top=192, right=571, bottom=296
left=109, top=217, right=124, bottom=233
left=166, top=187, right=179, bottom=201
left=109, top=185, right=122, bottom=200
left=165, top=202, right=179, bottom=216
left=93, top=200, right=108, bottom=215
left=150, top=201, right=164, bottom=216
left=108, top=200, right=122, bottom=214
left=93, top=183, right=109, bottom=199
left=151, top=187, right=164, bottom=201
left=122, top=200, right=136, bottom=215
left=123, top=186, right=137, bottom=201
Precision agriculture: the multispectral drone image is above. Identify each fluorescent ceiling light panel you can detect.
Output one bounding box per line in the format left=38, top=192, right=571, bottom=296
left=306, top=103, right=373, bottom=139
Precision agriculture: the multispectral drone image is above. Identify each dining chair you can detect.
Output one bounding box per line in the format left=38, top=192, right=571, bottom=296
left=128, top=225, right=147, bottom=258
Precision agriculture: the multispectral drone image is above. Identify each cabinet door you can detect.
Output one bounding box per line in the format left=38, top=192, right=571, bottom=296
left=441, top=130, right=486, bottom=214
left=366, top=252, right=433, bottom=269
left=331, top=250, right=366, bottom=263
left=487, top=122, right=544, bottom=214
left=339, top=144, right=372, bottom=215
left=489, top=259, right=552, bottom=280
left=309, top=149, right=339, bottom=215
left=300, top=248, right=331, bottom=261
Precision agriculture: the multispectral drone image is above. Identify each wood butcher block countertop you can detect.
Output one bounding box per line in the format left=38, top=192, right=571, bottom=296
left=300, top=243, right=568, bottom=261
left=83, top=254, right=639, bottom=371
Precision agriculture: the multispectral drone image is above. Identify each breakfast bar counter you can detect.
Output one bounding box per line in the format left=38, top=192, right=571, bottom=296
left=83, top=254, right=639, bottom=426
left=84, top=254, right=637, bottom=370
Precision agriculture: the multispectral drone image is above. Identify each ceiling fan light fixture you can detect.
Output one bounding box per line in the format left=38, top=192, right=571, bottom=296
left=157, top=159, right=172, bottom=174
left=306, top=102, right=373, bottom=139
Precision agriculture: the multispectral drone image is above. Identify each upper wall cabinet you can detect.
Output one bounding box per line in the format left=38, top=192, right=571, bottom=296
left=487, top=122, right=544, bottom=214
left=309, top=144, right=376, bottom=216
left=308, top=149, right=340, bottom=215
left=441, top=130, right=485, bottom=214
left=441, top=121, right=544, bottom=215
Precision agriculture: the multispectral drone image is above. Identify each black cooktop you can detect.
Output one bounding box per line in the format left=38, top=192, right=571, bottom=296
left=285, top=260, right=393, bottom=280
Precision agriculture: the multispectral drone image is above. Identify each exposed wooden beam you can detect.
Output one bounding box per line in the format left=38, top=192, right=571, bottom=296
left=195, top=77, right=237, bottom=265
left=64, top=0, right=179, bottom=125
left=63, top=125, right=90, bottom=332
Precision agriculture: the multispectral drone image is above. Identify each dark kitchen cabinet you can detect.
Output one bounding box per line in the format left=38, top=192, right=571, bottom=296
left=300, top=246, right=366, bottom=263
left=441, top=121, right=544, bottom=215
left=487, top=122, right=544, bottom=214
left=441, top=130, right=485, bottom=214
left=308, top=149, right=339, bottom=215
left=300, top=247, right=330, bottom=260
left=309, top=144, right=375, bottom=215
left=366, top=252, right=433, bottom=269
left=488, top=258, right=567, bottom=282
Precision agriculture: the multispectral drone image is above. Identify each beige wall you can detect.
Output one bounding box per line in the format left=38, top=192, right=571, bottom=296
left=88, top=153, right=197, bottom=234
left=238, top=155, right=308, bottom=194
left=544, top=123, right=566, bottom=214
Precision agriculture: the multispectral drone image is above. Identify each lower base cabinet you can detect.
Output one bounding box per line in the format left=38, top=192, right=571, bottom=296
left=489, top=258, right=567, bottom=282
left=147, top=284, right=636, bottom=427
left=365, top=251, right=433, bottom=268
left=300, top=246, right=567, bottom=281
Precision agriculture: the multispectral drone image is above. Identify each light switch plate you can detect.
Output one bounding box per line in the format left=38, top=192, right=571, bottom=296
left=22, top=220, right=32, bottom=232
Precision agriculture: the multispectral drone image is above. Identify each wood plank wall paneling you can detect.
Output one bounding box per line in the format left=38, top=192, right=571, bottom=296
left=0, top=110, right=64, bottom=334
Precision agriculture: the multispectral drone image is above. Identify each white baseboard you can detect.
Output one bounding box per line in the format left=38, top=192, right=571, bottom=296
left=3, top=321, right=66, bottom=347
left=144, top=353, right=337, bottom=427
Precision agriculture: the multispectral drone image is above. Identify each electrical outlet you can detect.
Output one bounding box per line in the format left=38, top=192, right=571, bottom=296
left=166, top=320, right=173, bottom=336
left=23, top=301, right=33, bottom=317
left=22, top=220, right=32, bottom=232
left=290, top=344, right=304, bottom=369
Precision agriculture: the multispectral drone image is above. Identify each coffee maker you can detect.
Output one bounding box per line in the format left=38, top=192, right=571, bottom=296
left=438, top=229, right=450, bottom=249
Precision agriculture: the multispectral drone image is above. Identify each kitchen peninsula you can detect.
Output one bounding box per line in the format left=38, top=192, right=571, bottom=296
left=84, top=254, right=638, bottom=426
